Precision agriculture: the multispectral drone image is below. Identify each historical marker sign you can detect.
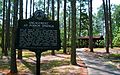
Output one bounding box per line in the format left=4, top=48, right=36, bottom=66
left=15, top=10, right=61, bottom=75
left=15, top=19, right=61, bottom=52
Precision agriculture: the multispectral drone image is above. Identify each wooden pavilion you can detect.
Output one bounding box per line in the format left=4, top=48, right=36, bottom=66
left=77, top=36, right=104, bottom=48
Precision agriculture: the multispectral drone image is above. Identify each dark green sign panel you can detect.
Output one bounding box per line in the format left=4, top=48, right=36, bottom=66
left=15, top=19, right=61, bottom=51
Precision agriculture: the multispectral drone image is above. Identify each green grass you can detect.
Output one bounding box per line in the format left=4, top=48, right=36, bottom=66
left=106, top=54, right=120, bottom=59
left=103, top=53, right=120, bottom=63
left=0, top=60, right=10, bottom=69
left=41, top=60, right=70, bottom=70
left=109, top=54, right=120, bottom=58
left=111, top=60, right=120, bottom=62
left=103, top=53, right=120, bottom=58
left=22, top=51, right=35, bottom=58
left=41, top=49, right=67, bottom=56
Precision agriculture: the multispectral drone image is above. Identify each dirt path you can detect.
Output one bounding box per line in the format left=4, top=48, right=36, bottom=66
left=77, top=48, right=120, bottom=75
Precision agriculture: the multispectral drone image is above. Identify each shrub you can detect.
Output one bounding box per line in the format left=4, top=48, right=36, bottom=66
left=113, top=33, right=120, bottom=47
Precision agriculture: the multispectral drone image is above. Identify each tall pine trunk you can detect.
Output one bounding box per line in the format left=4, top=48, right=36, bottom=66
left=52, top=0, right=54, bottom=20
left=63, top=0, right=67, bottom=54
left=30, top=0, right=32, bottom=17
left=18, top=0, right=23, bottom=60
left=47, top=0, right=50, bottom=17
left=51, top=0, right=55, bottom=55
left=105, top=0, right=109, bottom=53
left=78, top=0, right=82, bottom=48
left=68, top=6, right=71, bottom=47
left=57, top=0, right=60, bottom=51
left=44, top=0, right=45, bottom=14
left=5, top=0, right=11, bottom=56
left=108, top=0, right=113, bottom=48
left=57, top=0, right=60, bottom=21
left=89, top=0, right=93, bottom=52
left=1, top=0, right=6, bottom=56
left=4, top=0, right=7, bottom=55
left=33, top=0, right=35, bottom=14
left=79, top=1, right=81, bottom=37
left=10, top=0, right=18, bottom=73
left=25, top=0, right=28, bottom=19
left=102, top=0, right=109, bottom=53
left=71, top=0, right=77, bottom=65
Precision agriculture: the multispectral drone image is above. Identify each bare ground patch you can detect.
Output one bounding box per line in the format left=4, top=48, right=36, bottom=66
left=0, top=50, right=87, bottom=75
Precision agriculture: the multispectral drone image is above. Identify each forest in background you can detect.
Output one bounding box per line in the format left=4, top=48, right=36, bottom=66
left=0, top=0, right=120, bottom=47
left=0, top=0, right=120, bottom=73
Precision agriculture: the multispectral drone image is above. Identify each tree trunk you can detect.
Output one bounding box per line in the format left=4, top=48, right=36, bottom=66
left=47, top=0, right=50, bottom=17
left=1, top=0, right=6, bottom=56
left=89, top=0, right=93, bottom=52
left=5, top=0, right=8, bottom=56
left=67, top=6, right=71, bottom=54
left=52, top=0, right=54, bottom=20
left=33, top=0, right=34, bottom=14
left=18, top=0, right=23, bottom=60
left=79, top=0, right=81, bottom=37
left=108, top=0, right=113, bottom=48
left=57, top=0, right=60, bottom=21
left=44, top=0, right=45, bottom=14
left=102, top=0, right=109, bottom=53
left=25, top=0, right=28, bottom=19
left=63, top=0, right=67, bottom=54
left=105, top=0, right=109, bottom=53
left=78, top=0, right=82, bottom=48
left=5, top=0, right=11, bottom=56
left=71, top=0, right=77, bottom=65
left=30, top=0, right=32, bottom=17
left=51, top=0, right=55, bottom=55
left=10, top=0, right=18, bottom=73
left=57, top=0, right=60, bottom=51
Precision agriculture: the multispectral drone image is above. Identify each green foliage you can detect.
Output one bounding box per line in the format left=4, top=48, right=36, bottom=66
left=60, top=28, right=64, bottom=46
left=112, top=5, right=120, bottom=47
left=113, top=31, right=120, bottom=46
left=35, top=0, right=44, bottom=10
left=93, top=5, right=104, bottom=36
left=81, top=12, right=89, bottom=29
left=94, top=4, right=120, bottom=47
left=112, top=5, right=120, bottom=35
left=98, top=40, right=104, bottom=48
